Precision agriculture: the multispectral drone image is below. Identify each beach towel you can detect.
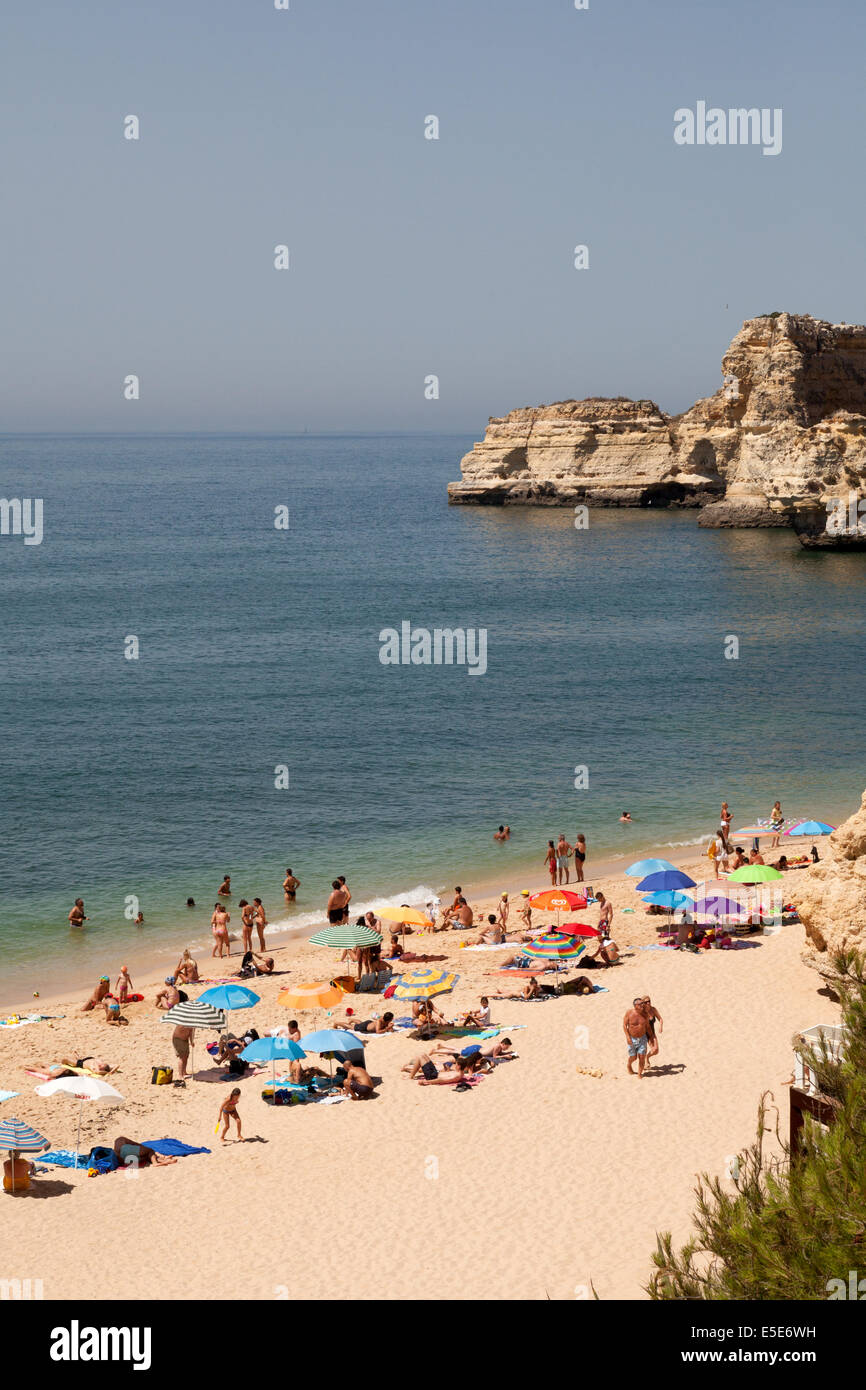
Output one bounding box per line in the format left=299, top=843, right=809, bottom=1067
left=0, top=1012, right=61, bottom=1029
left=464, top=943, right=515, bottom=952
left=143, top=1138, right=211, bottom=1158
left=39, top=1149, right=89, bottom=1169
left=0, top=1090, right=20, bottom=1102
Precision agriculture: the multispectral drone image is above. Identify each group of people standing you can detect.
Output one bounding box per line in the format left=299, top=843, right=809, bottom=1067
left=543, top=833, right=588, bottom=885
left=211, top=876, right=269, bottom=958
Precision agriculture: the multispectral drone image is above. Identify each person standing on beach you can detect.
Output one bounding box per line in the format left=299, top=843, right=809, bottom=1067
left=596, top=891, right=613, bottom=933
left=211, top=902, right=231, bottom=957
left=623, top=1000, right=648, bottom=1077
left=115, top=965, right=134, bottom=1003
left=573, top=834, right=587, bottom=882
left=556, top=834, right=572, bottom=885
left=769, top=801, right=784, bottom=848
left=720, top=802, right=733, bottom=841
left=498, top=894, right=510, bottom=930
left=217, top=875, right=231, bottom=896
left=337, top=876, right=351, bottom=922
left=218, top=1089, right=243, bottom=1143
left=283, top=868, right=300, bottom=901
left=68, top=898, right=88, bottom=928
left=518, top=890, right=532, bottom=929
left=544, top=840, right=557, bottom=884
left=252, top=898, right=268, bottom=950
left=239, top=900, right=255, bottom=953
left=327, top=880, right=350, bottom=924
left=172, top=1024, right=193, bottom=1080
left=640, top=997, right=663, bottom=1067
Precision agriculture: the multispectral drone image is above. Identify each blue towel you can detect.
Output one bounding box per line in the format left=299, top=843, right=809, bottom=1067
left=142, top=1138, right=211, bottom=1157
left=39, top=1149, right=88, bottom=1168
left=0, top=1090, right=20, bottom=1102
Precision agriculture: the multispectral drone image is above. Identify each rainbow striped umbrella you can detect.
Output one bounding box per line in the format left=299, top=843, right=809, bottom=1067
left=522, top=932, right=586, bottom=963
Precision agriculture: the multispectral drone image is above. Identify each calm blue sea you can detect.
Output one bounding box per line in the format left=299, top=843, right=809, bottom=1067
left=1, top=433, right=864, bottom=1003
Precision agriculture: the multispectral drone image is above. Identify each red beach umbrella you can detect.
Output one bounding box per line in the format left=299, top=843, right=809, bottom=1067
left=560, top=921, right=601, bottom=939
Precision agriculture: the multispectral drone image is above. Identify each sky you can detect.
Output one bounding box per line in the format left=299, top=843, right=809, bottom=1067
left=2, top=0, right=864, bottom=432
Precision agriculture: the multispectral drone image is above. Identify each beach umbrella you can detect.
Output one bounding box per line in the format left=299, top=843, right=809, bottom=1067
left=529, top=888, right=588, bottom=929
left=393, top=967, right=459, bottom=1000
left=197, top=984, right=260, bottom=1012
left=728, top=865, right=784, bottom=883
left=641, top=891, right=694, bottom=910
left=522, top=932, right=586, bottom=962
left=636, top=870, right=696, bottom=893
left=641, top=889, right=694, bottom=933
left=34, top=1076, right=124, bottom=1170
left=308, top=924, right=382, bottom=949
left=375, top=905, right=434, bottom=946
left=692, top=894, right=745, bottom=924
left=625, top=858, right=676, bottom=877
left=278, top=982, right=344, bottom=1011
left=240, top=1035, right=306, bottom=1091
left=727, top=863, right=784, bottom=925
left=560, top=921, right=601, bottom=939
left=783, top=820, right=835, bottom=838
left=161, top=999, right=227, bottom=1081
left=0, top=1117, right=49, bottom=1192
left=300, top=1028, right=364, bottom=1075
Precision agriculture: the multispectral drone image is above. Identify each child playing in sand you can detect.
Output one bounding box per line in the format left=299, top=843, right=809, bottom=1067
left=218, top=1089, right=243, bottom=1143
left=115, top=965, right=133, bottom=1003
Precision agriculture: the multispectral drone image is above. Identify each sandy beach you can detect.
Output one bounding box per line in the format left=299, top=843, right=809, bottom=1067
left=0, top=846, right=835, bottom=1301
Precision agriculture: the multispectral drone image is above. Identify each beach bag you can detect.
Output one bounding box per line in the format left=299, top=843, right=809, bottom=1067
left=228, top=1057, right=248, bottom=1076
left=707, top=840, right=717, bottom=859
left=151, top=1066, right=173, bottom=1085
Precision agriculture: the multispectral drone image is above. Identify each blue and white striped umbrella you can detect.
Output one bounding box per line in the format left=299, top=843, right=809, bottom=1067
left=0, top=1117, right=49, bottom=1153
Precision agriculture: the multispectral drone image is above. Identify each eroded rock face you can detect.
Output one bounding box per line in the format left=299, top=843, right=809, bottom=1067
left=448, top=313, right=866, bottom=523
left=796, top=791, right=866, bottom=981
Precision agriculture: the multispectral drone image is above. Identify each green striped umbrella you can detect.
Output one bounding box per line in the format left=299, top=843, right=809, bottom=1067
left=309, top=924, right=382, bottom=949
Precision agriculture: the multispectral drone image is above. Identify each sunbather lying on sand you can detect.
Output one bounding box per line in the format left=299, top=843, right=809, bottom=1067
left=496, top=977, right=542, bottom=1001
left=112, top=1137, right=177, bottom=1167
left=30, top=1056, right=114, bottom=1078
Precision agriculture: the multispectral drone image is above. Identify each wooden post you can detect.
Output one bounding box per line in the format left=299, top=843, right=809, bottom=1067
left=789, top=1086, right=837, bottom=1157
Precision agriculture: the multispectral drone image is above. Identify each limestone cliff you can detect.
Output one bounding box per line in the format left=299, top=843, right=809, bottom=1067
left=796, top=792, right=866, bottom=984
left=448, top=313, right=866, bottom=532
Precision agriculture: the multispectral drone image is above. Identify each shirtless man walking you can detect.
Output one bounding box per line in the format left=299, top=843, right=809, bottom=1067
left=623, top=999, right=649, bottom=1077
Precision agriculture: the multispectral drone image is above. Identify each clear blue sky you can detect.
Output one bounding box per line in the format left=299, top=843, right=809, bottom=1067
left=2, top=0, right=863, bottom=432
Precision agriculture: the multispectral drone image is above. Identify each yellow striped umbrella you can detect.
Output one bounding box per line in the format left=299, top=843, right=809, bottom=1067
left=392, top=967, right=458, bottom=1001
left=277, top=982, right=344, bottom=1010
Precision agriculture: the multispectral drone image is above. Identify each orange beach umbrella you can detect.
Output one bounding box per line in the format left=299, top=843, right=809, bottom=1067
left=278, top=982, right=344, bottom=1011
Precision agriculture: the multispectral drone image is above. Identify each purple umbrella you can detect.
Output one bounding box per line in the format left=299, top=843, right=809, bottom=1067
left=693, top=895, right=744, bottom=918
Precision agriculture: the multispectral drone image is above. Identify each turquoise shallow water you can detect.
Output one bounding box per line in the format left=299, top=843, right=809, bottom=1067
left=0, top=433, right=863, bottom=1003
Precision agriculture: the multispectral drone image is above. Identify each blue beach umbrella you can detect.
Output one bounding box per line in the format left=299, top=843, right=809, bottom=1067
left=636, top=870, right=696, bottom=893
left=641, top=891, right=694, bottom=910
left=240, top=1035, right=306, bottom=1090
left=783, top=821, right=835, bottom=838
left=301, top=1028, right=364, bottom=1073
left=625, top=858, right=677, bottom=878
left=197, top=985, right=260, bottom=1012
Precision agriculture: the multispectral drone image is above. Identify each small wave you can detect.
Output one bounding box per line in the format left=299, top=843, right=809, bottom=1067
left=660, top=834, right=714, bottom=848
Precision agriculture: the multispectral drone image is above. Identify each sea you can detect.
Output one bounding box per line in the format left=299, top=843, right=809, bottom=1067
left=1, top=432, right=864, bottom=1006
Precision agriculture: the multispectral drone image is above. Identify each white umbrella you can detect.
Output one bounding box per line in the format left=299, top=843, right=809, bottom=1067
left=34, top=1076, right=124, bottom=1169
